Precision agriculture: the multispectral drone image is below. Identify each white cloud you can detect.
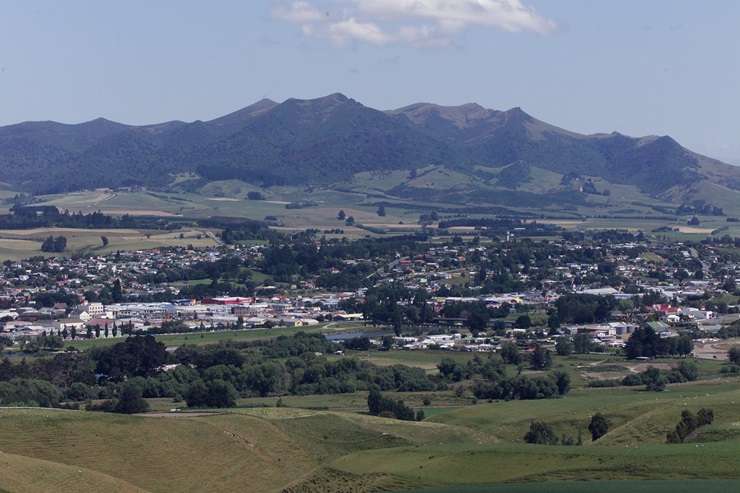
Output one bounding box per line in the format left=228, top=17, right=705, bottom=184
left=273, top=1, right=323, bottom=24
left=355, top=0, right=556, bottom=34
left=329, top=18, right=392, bottom=45
left=272, top=0, right=555, bottom=46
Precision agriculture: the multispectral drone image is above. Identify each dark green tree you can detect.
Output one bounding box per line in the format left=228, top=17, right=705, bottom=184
left=524, top=421, right=558, bottom=445
left=113, top=383, right=150, bottom=414
left=588, top=413, right=609, bottom=441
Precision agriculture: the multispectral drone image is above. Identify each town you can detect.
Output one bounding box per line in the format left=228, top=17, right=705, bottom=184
left=1, top=230, right=737, bottom=359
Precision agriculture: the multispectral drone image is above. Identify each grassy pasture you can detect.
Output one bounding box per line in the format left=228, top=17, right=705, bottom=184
left=333, top=349, right=480, bottom=371
left=0, top=408, right=466, bottom=493
left=405, top=480, right=740, bottom=493
left=0, top=227, right=216, bottom=261
left=3, top=376, right=740, bottom=492
left=0, top=449, right=145, bottom=493
left=430, top=378, right=740, bottom=444
left=333, top=440, right=740, bottom=487
left=63, top=321, right=378, bottom=350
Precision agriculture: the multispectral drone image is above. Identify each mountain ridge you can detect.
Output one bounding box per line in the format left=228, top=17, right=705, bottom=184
left=0, top=93, right=737, bottom=208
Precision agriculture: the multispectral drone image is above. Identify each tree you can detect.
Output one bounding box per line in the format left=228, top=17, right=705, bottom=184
left=437, top=358, right=465, bottom=382
left=113, top=383, right=150, bottom=414
left=729, top=346, right=740, bottom=365
left=500, top=342, right=522, bottom=365
left=337, top=210, right=346, bottom=220
left=111, top=279, right=123, bottom=303
left=667, top=408, right=713, bottom=443
left=573, top=333, right=593, bottom=354
left=588, top=413, right=609, bottom=441
left=555, top=338, right=573, bottom=356
left=643, top=367, right=666, bottom=391
left=100, top=236, right=109, bottom=247
left=185, top=379, right=238, bottom=408
left=467, top=309, right=490, bottom=335
left=367, top=387, right=415, bottom=420
left=367, top=387, right=383, bottom=415
left=530, top=345, right=552, bottom=370
left=204, top=379, right=239, bottom=408
left=94, top=335, right=167, bottom=380
left=553, top=371, right=571, bottom=395
left=625, top=327, right=659, bottom=359
left=515, top=314, right=531, bottom=329
left=41, top=235, right=67, bottom=253
left=676, top=336, right=694, bottom=357
left=524, top=421, right=558, bottom=445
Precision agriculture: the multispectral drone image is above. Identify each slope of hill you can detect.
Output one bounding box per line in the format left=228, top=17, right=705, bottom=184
left=1, top=94, right=738, bottom=212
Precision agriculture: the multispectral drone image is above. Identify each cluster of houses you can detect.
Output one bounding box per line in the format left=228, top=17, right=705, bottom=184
left=0, top=232, right=738, bottom=352
left=0, top=294, right=365, bottom=341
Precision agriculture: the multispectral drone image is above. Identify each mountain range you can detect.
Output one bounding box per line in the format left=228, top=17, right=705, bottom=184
left=1, top=93, right=738, bottom=210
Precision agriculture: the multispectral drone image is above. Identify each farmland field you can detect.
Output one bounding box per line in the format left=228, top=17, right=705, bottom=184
left=0, top=226, right=217, bottom=261
left=1, top=182, right=738, bottom=262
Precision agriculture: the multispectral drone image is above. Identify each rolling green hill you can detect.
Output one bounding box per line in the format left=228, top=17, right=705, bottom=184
left=3, top=377, right=740, bottom=492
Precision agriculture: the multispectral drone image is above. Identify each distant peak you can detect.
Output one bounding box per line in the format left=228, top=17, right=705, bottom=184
left=251, top=98, right=278, bottom=108
left=79, top=117, right=125, bottom=128
left=324, top=92, right=349, bottom=101
left=292, top=93, right=351, bottom=104
left=391, top=101, right=499, bottom=129
left=505, top=106, right=530, bottom=117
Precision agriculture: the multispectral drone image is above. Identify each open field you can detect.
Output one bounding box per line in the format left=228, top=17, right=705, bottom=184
left=0, top=449, right=145, bottom=493
left=22, top=184, right=740, bottom=243
left=63, top=321, right=380, bottom=350
left=429, top=378, right=740, bottom=444
left=406, top=481, right=740, bottom=493
left=0, top=227, right=217, bottom=261
left=3, top=375, right=740, bottom=492
left=694, top=338, right=740, bottom=360
left=0, top=184, right=736, bottom=262
left=0, top=407, right=461, bottom=493
left=333, top=349, right=480, bottom=371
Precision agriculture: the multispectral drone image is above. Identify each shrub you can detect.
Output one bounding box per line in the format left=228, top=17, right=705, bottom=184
left=588, top=413, right=609, bottom=441
left=113, top=383, right=150, bottom=414
left=524, top=421, right=558, bottom=445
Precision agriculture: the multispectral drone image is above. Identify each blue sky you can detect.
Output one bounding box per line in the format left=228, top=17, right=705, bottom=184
left=0, top=1, right=738, bottom=164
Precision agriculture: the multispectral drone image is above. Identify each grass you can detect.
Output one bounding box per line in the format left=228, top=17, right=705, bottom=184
left=4, top=375, right=740, bottom=492
left=333, top=349, right=480, bottom=371
left=0, top=407, right=466, bottom=493
left=333, top=440, right=740, bottom=486
left=0, top=409, right=317, bottom=493
left=231, top=390, right=472, bottom=412
left=0, top=449, right=146, bottom=493
left=404, top=480, right=740, bottom=493
left=0, top=227, right=216, bottom=261
left=429, top=378, right=740, bottom=444
left=63, top=321, right=377, bottom=350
